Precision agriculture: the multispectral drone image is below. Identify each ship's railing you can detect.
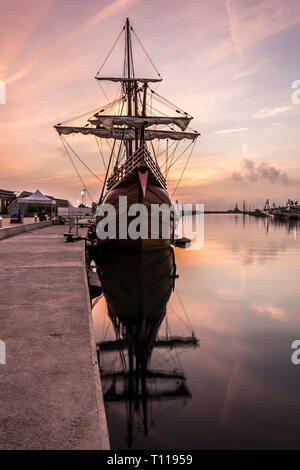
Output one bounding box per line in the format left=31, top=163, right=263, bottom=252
left=106, top=144, right=166, bottom=191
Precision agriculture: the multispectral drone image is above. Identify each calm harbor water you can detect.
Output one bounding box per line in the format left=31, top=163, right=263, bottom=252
left=92, top=214, right=300, bottom=449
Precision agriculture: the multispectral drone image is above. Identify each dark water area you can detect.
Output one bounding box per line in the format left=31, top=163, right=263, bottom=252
left=92, top=214, right=300, bottom=449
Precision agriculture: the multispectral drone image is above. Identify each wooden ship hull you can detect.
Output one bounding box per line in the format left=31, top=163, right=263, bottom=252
left=96, top=144, right=174, bottom=250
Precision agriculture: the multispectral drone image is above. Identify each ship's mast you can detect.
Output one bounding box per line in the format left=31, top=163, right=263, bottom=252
left=54, top=18, right=200, bottom=197
left=126, top=18, right=133, bottom=158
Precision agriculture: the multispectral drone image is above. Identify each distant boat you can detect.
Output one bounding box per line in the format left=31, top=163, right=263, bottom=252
left=248, top=209, right=269, bottom=218
left=261, top=198, right=300, bottom=220
left=270, top=209, right=285, bottom=219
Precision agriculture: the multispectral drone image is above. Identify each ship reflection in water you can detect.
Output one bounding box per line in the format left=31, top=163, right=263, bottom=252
left=92, top=245, right=199, bottom=448
left=92, top=215, right=300, bottom=449
left=262, top=215, right=300, bottom=234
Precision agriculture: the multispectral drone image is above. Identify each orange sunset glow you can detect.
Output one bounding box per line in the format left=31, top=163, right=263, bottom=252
left=1, top=0, right=300, bottom=208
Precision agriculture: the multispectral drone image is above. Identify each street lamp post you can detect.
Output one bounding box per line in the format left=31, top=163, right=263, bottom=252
left=81, top=189, right=86, bottom=206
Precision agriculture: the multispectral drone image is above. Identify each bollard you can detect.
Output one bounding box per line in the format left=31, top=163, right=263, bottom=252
left=34, top=213, right=38, bottom=223
left=0, top=217, right=2, bottom=229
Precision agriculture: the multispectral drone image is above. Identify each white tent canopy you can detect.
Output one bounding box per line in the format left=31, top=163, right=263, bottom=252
left=18, top=189, right=53, bottom=204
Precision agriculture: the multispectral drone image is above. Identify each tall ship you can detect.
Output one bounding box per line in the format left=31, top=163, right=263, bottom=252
left=54, top=18, right=200, bottom=249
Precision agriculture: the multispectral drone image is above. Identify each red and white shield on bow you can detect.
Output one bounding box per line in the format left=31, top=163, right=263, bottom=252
left=138, top=170, right=148, bottom=197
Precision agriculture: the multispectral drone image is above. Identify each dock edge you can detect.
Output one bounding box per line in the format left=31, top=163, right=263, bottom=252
left=82, top=241, right=110, bottom=450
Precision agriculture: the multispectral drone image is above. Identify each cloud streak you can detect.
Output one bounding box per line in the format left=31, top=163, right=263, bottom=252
left=224, top=0, right=244, bottom=59
left=232, top=61, right=268, bottom=80
left=253, top=106, right=291, bottom=119
left=215, top=127, right=250, bottom=135
left=224, top=0, right=300, bottom=55
left=0, top=0, right=55, bottom=79
left=6, top=0, right=138, bottom=83
left=251, top=302, right=286, bottom=322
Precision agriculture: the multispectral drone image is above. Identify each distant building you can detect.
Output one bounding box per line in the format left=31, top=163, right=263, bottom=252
left=0, top=189, right=16, bottom=214
left=1, top=189, right=70, bottom=215
left=233, top=203, right=241, bottom=213
left=47, top=195, right=70, bottom=210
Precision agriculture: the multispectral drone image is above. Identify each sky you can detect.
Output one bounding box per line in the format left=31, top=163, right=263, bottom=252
left=0, top=0, right=299, bottom=209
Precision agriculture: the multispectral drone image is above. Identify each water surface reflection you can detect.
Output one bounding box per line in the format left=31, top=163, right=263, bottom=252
left=93, top=215, right=300, bottom=449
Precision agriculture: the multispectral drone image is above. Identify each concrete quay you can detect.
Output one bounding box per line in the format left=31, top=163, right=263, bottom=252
left=0, top=225, right=109, bottom=449
left=0, top=219, right=52, bottom=240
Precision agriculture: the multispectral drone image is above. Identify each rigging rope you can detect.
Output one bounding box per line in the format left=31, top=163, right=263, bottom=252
left=171, top=141, right=196, bottom=199
left=103, top=321, right=111, bottom=341
left=165, top=141, right=179, bottom=178
left=59, top=135, right=93, bottom=203
left=115, top=128, right=126, bottom=167
left=175, top=291, right=194, bottom=332
left=94, top=97, right=125, bottom=172
left=160, top=140, right=193, bottom=170
left=150, top=140, right=158, bottom=164
left=147, top=94, right=199, bottom=133
left=95, top=136, right=107, bottom=170
left=96, top=80, right=111, bottom=104
left=59, top=96, right=124, bottom=126
left=168, top=304, right=191, bottom=332
left=62, top=136, right=103, bottom=183
left=60, top=105, right=108, bottom=126
left=96, top=27, right=125, bottom=76
left=129, top=25, right=135, bottom=78
left=150, top=89, right=189, bottom=116
left=99, top=138, right=117, bottom=204
left=131, top=27, right=161, bottom=78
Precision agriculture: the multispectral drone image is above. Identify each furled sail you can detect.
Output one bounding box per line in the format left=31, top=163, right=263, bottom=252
left=55, top=125, right=199, bottom=141
left=95, top=76, right=162, bottom=83
left=88, top=115, right=191, bottom=131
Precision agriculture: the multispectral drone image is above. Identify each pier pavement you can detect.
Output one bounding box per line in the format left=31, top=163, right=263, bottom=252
left=0, top=225, right=109, bottom=449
